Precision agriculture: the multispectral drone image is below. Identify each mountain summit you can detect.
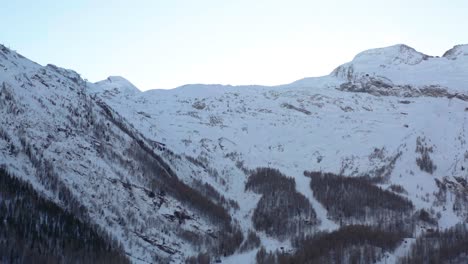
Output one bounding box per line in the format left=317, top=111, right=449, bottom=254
left=351, top=44, right=431, bottom=66
left=93, top=76, right=141, bottom=94
left=331, top=44, right=468, bottom=91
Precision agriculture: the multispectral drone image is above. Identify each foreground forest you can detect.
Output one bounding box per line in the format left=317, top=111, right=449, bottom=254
left=0, top=168, right=129, bottom=264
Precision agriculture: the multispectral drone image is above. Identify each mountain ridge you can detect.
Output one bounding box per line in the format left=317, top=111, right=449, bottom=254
left=89, top=43, right=468, bottom=94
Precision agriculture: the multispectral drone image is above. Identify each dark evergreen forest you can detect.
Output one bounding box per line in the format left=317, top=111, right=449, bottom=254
left=0, top=168, right=129, bottom=264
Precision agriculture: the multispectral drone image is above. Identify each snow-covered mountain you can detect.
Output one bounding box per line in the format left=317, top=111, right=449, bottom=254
left=0, top=45, right=245, bottom=263
left=1, top=43, right=468, bottom=263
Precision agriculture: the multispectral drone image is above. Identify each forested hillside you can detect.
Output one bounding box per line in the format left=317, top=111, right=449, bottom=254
left=0, top=168, right=129, bottom=264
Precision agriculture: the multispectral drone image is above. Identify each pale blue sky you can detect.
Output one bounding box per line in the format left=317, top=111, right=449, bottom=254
left=2, top=0, right=468, bottom=90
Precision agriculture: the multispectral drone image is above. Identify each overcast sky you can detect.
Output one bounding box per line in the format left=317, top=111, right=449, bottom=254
left=2, top=0, right=468, bottom=90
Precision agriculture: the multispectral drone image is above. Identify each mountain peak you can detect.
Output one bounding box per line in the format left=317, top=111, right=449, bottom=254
left=351, top=44, right=430, bottom=66
left=329, top=44, right=468, bottom=91
left=93, top=76, right=140, bottom=94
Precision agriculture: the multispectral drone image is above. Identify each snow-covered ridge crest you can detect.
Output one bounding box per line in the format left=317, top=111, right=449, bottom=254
left=93, top=75, right=140, bottom=94
left=351, top=44, right=431, bottom=66
left=331, top=43, right=468, bottom=92
left=331, top=44, right=431, bottom=82
left=0, top=44, right=42, bottom=75
left=89, top=43, right=468, bottom=94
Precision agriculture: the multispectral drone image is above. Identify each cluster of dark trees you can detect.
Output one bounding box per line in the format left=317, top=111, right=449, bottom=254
left=167, top=175, right=232, bottom=226
left=239, top=230, right=261, bottom=252
left=305, top=171, right=414, bottom=233
left=181, top=225, right=243, bottom=262
left=186, top=154, right=208, bottom=169
left=246, top=168, right=319, bottom=239
left=192, top=179, right=239, bottom=211
left=291, top=225, right=405, bottom=264
left=217, top=226, right=244, bottom=257
left=246, top=167, right=296, bottom=194
left=388, top=184, right=408, bottom=194
left=434, top=177, right=468, bottom=219
left=256, top=246, right=280, bottom=264
left=416, top=209, right=438, bottom=226
left=399, top=224, right=468, bottom=263
left=186, top=154, right=226, bottom=186
left=186, top=252, right=210, bottom=264
left=0, top=168, right=129, bottom=264
left=415, top=136, right=436, bottom=174
left=257, top=225, right=405, bottom=264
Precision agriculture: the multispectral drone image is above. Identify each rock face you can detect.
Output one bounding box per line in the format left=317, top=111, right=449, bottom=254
left=1, top=43, right=468, bottom=263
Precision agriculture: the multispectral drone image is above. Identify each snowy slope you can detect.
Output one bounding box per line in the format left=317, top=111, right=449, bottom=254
left=92, top=44, right=468, bottom=262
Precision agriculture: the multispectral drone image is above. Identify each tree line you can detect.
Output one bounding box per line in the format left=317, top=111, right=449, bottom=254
left=257, top=225, right=405, bottom=264
left=399, top=224, right=468, bottom=264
